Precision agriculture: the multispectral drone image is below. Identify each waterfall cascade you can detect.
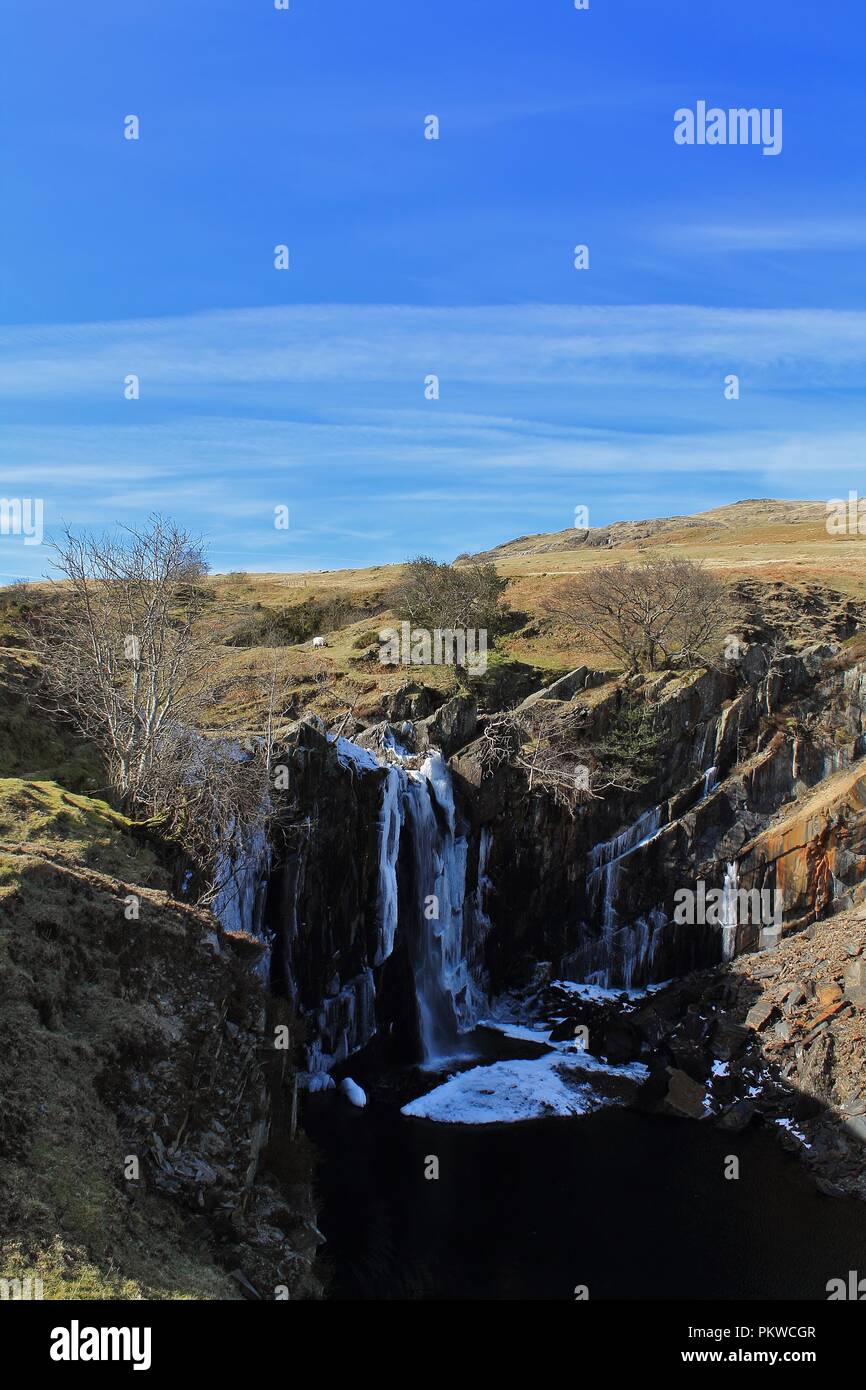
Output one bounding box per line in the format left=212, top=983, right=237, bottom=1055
left=701, top=765, right=719, bottom=798
left=297, top=740, right=489, bottom=1077
left=371, top=751, right=487, bottom=1061
left=375, top=766, right=403, bottom=966
left=402, top=754, right=480, bottom=1058
left=579, top=806, right=667, bottom=987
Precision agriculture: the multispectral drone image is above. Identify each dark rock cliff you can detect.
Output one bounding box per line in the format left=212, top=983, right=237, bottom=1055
left=256, top=633, right=866, bottom=1101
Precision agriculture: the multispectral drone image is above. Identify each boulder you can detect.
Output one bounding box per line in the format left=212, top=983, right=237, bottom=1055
left=797, top=1031, right=835, bottom=1100
left=354, top=720, right=415, bottom=754
left=544, top=667, right=589, bottom=701
left=710, top=1018, right=750, bottom=1060
left=667, top=1038, right=712, bottom=1083
left=600, top=1019, right=642, bottom=1065
left=745, top=999, right=776, bottom=1032
left=637, top=1066, right=708, bottom=1120
left=381, top=681, right=444, bottom=722
left=632, top=1007, right=670, bottom=1049
left=716, top=1099, right=756, bottom=1132
left=415, top=695, right=477, bottom=758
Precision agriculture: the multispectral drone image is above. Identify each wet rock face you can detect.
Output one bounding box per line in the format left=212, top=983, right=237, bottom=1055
left=446, top=666, right=750, bottom=990
left=736, top=765, right=866, bottom=935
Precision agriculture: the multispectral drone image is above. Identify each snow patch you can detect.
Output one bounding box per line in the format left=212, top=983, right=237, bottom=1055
left=478, top=1020, right=552, bottom=1044
left=401, top=1051, right=647, bottom=1125
left=774, top=1116, right=811, bottom=1147
left=332, top=736, right=380, bottom=773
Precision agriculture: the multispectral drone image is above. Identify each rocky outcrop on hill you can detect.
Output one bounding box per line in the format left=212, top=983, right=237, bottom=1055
left=731, top=578, right=863, bottom=649
left=464, top=500, right=829, bottom=563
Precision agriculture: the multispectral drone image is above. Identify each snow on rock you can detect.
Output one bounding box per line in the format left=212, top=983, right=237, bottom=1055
left=478, top=1020, right=553, bottom=1045
left=332, top=736, right=380, bottom=773
left=774, top=1116, right=811, bottom=1147
left=401, top=1051, right=647, bottom=1125
left=339, top=1076, right=368, bottom=1108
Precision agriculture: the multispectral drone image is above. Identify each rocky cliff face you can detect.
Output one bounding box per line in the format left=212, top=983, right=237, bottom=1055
left=266, top=720, right=492, bottom=1077
left=0, top=837, right=321, bottom=1300
left=454, top=647, right=866, bottom=993
left=267, top=627, right=866, bottom=1083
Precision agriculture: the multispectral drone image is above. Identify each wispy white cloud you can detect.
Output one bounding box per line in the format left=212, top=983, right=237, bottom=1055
left=2, top=302, right=865, bottom=576
left=2, top=302, right=866, bottom=400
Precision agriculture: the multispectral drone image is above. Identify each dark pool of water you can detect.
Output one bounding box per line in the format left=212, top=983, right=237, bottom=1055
left=303, top=1090, right=866, bottom=1300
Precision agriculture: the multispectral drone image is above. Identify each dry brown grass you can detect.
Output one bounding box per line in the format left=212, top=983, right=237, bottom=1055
left=198, top=502, right=866, bottom=716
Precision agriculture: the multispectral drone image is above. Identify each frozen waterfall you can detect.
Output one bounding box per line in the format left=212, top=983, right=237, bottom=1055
left=579, top=805, right=666, bottom=987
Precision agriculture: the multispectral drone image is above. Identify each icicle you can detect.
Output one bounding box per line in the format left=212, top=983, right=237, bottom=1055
left=701, top=765, right=719, bottom=798
left=211, top=823, right=272, bottom=978
left=720, top=862, right=739, bottom=960
left=583, top=806, right=664, bottom=987
left=375, top=767, right=403, bottom=965
left=403, top=753, right=477, bottom=1061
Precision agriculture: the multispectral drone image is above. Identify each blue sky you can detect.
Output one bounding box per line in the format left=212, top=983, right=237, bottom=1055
left=1, top=0, right=865, bottom=578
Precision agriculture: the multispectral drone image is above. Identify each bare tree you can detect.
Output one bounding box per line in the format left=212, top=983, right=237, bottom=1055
left=475, top=696, right=662, bottom=811
left=25, top=515, right=273, bottom=900
left=29, top=516, right=212, bottom=808
left=749, top=632, right=790, bottom=719
left=544, top=555, right=731, bottom=673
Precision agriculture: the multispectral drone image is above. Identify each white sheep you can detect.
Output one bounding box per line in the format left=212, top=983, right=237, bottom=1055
left=312, top=636, right=328, bottom=648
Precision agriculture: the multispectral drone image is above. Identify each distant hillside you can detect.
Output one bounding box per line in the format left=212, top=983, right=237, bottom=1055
left=462, top=500, right=829, bottom=563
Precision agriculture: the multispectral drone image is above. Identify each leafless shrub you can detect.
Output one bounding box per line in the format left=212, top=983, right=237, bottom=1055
left=544, top=555, right=732, bottom=673
left=476, top=695, right=662, bottom=811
